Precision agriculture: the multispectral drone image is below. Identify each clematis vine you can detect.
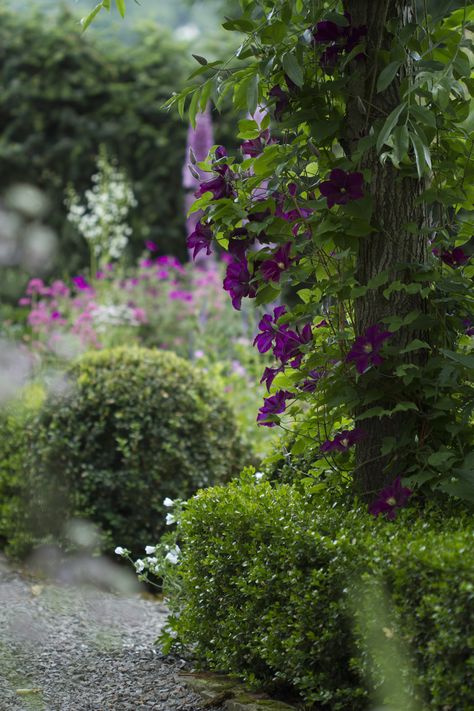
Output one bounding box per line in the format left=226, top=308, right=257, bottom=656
left=368, top=477, right=412, bottom=520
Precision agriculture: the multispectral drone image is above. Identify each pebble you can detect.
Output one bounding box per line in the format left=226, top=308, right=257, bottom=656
left=0, top=556, right=219, bottom=711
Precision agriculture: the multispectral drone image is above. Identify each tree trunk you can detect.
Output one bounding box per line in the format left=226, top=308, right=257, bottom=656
left=343, top=0, right=428, bottom=496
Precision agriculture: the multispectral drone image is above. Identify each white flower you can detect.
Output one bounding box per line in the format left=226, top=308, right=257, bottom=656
left=165, top=513, right=176, bottom=526
left=134, top=559, right=145, bottom=573
left=146, top=556, right=158, bottom=565
left=163, top=497, right=174, bottom=507
left=114, top=546, right=125, bottom=556
left=145, top=545, right=156, bottom=555
left=254, top=472, right=265, bottom=481
left=165, top=545, right=181, bottom=564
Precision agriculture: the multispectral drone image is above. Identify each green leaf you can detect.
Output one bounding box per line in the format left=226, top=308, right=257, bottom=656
left=441, top=349, right=474, bottom=370
left=410, top=133, right=431, bottom=177
left=428, top=451, right=456, bottom=467
left=410, top=105, right=437, bottom=128
left=192, top=54, right=208, bottom=66
left=282, top=52, right=304, bottom=87
left=80, top=4, right=103, bottom=30
left=399, top=339, right=432, bottom=354
left=115, top=0, right=126, bottom=17
left=376, top=103, right=406, bottom=153
left=247, top=74, right=259, bottom=117
left=377, top=61, right=402, bottom=93
left=392, top=125, right=409, bottom=162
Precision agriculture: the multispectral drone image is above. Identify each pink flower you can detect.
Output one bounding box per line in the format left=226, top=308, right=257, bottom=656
left=26, top=278, right=45, bottom=295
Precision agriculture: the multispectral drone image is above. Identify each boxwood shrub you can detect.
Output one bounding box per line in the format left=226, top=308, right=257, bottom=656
left=4, top=346, right=245, bottom=556
left=164, top=473, right=474, bottom=710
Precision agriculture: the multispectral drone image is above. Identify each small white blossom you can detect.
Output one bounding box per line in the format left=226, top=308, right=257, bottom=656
left=165, top=513, right=176, bottom=526
left=145, top=545, right=156, bottom=555
left=134, top=558, right=145, bottom=573
left=146, top=556, right=158, bottom=565
left=163, top=497, right=174, bottom=507
left=254, top=472, right=265, bottom=481
left=114, top=546, right=125, bottom=556
left=165, top=545, right=181, bottom=565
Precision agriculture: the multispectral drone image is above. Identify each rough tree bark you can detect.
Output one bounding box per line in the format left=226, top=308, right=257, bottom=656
left=343, top=0, right=429, bottom=496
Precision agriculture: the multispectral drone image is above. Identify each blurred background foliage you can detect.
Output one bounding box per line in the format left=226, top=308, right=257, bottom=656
left=0, top=1, right=239, bottom=301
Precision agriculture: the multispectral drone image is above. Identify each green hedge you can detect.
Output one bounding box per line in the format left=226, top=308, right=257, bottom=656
left=0, top=7, right=189, bottom=274
left=1, top=347, right=246, bottom=556
left=164, top=473, right=474, bottom=710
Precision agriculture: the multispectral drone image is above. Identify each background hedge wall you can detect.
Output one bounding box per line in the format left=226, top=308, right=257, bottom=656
left=0, top=7, right=190, bottom=273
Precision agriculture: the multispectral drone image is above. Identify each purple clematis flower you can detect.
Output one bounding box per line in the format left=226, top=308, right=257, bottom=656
left=463, top=317, right=474, bottom=336
left=186, top=220, right=213, bottom=259
left=368, top=476, right=412, bottom=520
left=313, top=20, right=344, bottom=43
left=223, top=258, right=256, bottom=310
left=260, top=243, right=294, bottom=282
left=299, top=369, right=324, bottom=393
left=269, top=85, right=290, bottom=120
left=214, top=145, right=227, bottom=160
left=253, top=305, right=287, bottom=354
left=319, top=168, right=364, bottom=209
left=274, top=322, right=313, bottom=368
left=241, top=129, right=274, bottom=157
left=195, top=165, right=235, bottom=200
left=320, top=428, right=365, bottom=453
left=227, top=228, right=254, bottom=259
left=260, top=366, right=283, bottom=392
left=346, top=324, right=392, bottom=374
left=439, top=247, right=469, bottom=268
left=257, top=390, right=294, bottom=427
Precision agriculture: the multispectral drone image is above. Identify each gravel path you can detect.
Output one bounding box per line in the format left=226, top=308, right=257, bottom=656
left=0, top=553, right=217, bottom=711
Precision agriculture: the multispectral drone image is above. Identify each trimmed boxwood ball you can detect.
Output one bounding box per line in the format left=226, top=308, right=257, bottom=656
left=22, top=346, right=245, bottom=554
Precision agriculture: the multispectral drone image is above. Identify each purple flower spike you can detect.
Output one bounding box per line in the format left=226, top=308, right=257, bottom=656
left=186, top=220, right=213, bottom=260
left=253, top=305, right=287, bottom=354
left=320, top=428, right=365, bottom=453
left=346, top=324, right=392, bottom=374
left=319, top=168, right=364, bottom=209
left=260, top=243, right=294, bottom=283
left=368, top=476, right=412, bottom=520
left=223, top=258, right=256, bottom=310
left=257, top=390, right=293, bottom=427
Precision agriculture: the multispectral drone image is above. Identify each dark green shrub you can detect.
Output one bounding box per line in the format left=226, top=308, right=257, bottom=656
left=164, top=473, right=474, bottom=710
left=0, top=7, right=189, bottom=274
left=6, top=347, right=245, bottom=556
